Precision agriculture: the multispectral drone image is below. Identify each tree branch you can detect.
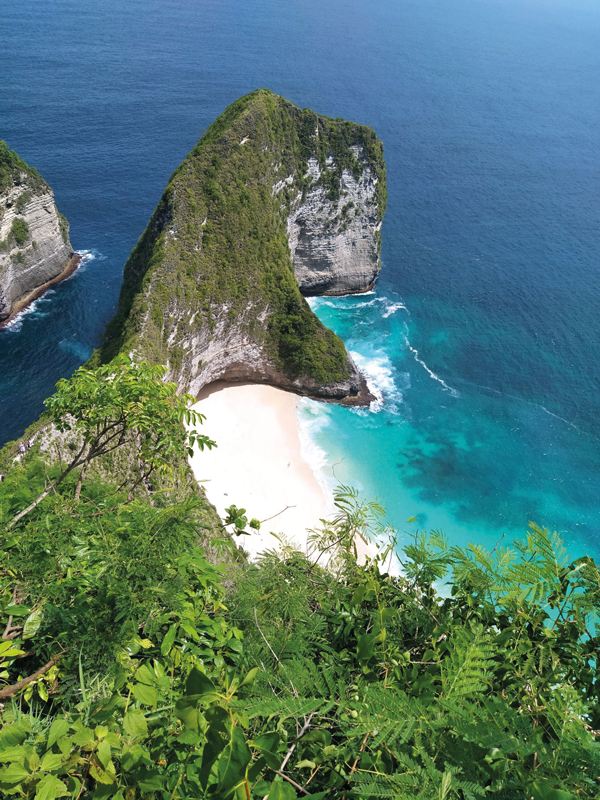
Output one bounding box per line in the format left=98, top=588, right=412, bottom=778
left=0, top=654, right=62, bottom=699
left=9, top=438, right=89, bottom=526
left=280, top=712, right=316, bottom=772
left=267, top=768, right=309, bottom=796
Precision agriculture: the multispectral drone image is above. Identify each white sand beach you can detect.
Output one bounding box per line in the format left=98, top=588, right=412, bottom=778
left=188, top=382, right=333, bottom=559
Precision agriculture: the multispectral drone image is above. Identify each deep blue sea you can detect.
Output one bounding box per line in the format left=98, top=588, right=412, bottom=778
left=2, top=0, right=599, bottom=558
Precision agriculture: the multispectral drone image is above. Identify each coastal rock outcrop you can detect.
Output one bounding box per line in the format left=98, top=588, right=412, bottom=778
left=0, top=142, right=76, bottom=325
left=99, top=90, right=386, bottom=404
left=287, top=153, right=382, bottom=295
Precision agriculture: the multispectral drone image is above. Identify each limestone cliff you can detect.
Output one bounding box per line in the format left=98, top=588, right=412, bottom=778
left=0, top=142, right=76, bottom=325
left=287, top=151, right=382, bottom=295
left=99, top=90, right=386, bottom=403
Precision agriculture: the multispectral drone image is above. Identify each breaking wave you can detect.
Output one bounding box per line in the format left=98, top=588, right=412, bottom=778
left=350, top=349, right=403, bottom=412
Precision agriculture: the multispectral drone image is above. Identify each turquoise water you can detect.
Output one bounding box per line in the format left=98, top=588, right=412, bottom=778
left=1, top=0, right=599, bottom=557
left=299, top=289, right=599, bottom=557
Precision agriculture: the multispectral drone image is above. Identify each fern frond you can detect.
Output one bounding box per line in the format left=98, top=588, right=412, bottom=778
left=441, top=624, right=496, bottom=699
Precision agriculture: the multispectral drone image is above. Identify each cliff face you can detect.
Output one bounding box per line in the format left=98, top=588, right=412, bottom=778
left=100, top=90, right=386, bottom=403
left=287, top=152, right=382, bottom=295
left=0, top=142, right=75, bottom=324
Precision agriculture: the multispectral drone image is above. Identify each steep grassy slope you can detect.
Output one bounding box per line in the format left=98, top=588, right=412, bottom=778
left=99, top=89, right=386, bottom=401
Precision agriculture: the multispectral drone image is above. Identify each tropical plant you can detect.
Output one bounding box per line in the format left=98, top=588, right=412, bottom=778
left=10, top=356, right=215, bottom=524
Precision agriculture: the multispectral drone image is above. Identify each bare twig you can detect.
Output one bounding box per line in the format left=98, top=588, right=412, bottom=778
left=302, top=765, right=321, bottom=790
left=267, top=768, right=309, bottom=795
left=342, top=730, right=371, bottom=800
left=74, top=761, right=90, bottom=800
left=253, top=608, right=280, bottom=664
left=2, top=585, right=22, bottom=641
left=260, top=506, right=296, bottom=524
left=280, top=712, right=316, bottom=772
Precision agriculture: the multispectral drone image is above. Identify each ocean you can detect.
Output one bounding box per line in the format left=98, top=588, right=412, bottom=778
left=1, top=0, right=599, bottom=558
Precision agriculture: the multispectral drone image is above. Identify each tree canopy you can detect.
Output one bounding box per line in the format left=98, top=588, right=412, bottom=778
left=0, top=361, right=598, bottom=799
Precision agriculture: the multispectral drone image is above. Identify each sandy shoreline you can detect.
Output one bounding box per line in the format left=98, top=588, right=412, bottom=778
left=189, top=382, right=333, bottom=559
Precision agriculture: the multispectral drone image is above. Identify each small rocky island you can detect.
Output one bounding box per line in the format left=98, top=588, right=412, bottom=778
left=0, top=141, right=77, bottom=326
left=99, top=89, right=386, bottom=404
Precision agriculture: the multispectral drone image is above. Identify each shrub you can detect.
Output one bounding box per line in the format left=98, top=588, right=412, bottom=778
left=10, top=217, right=29, bottom=246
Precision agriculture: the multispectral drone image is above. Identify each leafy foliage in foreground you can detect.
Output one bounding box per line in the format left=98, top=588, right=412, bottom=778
left=0, top=362, right=599, bottom=798
left=2, top=486, right=599, bottom=799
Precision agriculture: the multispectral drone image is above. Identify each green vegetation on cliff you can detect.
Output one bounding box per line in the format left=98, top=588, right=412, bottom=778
left=0, top=141, right=46, bottom=194
left=10, top=217, right=29, bottom=246
left=100, top=90, right=385, bottom=386
left=0, top=361, right=598, bottom=799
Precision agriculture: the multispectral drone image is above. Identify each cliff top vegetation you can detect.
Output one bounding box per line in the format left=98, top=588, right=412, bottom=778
left=0, top=141, right=46, bottom=194
left=99, top=90, right=385, bottom=388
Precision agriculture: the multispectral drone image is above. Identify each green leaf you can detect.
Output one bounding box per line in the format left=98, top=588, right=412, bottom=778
left=160, top=624, right=178, bottom=656
left=531, top=783, right=578, bottom=800
left=70, top=726, right=95, bottom=747
left=0, top=722, right=28, bottom=748
left=267, top=777, right=296, bottom=800
left=22, top=607, right=44, bottom=640
left=357, top=632, right=378, bottom=662
left=217, top=727, right=252, bottom=797
left=0, top=748, right=23, bottom=763
left=175, top=698, right=200, bottom=732
left=46, top=718, right=69, bottom=750
left=40, top=752, right=65, bottom=772
left=4, top=605, right=31, bottom=617
left=133, top=682, right=157, bottom=707
left=253, top=731, right=281, bottom=770
left=137, top=769, right=164, bottom=792
left=122, top=709, right=148, bottom=740
left=120, top=744, right=146, bottom=772
left=199, top=726, right=229, bottom=789
left=0, top=762, right=30, bottom=783
left=239, top=667, right=259, bottom=689
left=97, top=739, right=112, bottom=770
left=89, top=760, right=115, bottom=785
left=34, top=774, right=70, bottom=799
left=0, top=641, right=24, bottom=659
left=185, top=666, right=217, bottom=698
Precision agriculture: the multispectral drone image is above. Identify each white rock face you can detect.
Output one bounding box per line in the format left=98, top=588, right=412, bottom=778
left=0, top=176, right=74, bottom=323
left=286, top=153, right=381, bottom=295
left=142, top=282, right=369, bottom=404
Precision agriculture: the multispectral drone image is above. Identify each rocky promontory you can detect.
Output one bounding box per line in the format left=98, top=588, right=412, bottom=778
left=0, top=142, right=76, bottom=326
left=99, top=90, right=386, bottom=403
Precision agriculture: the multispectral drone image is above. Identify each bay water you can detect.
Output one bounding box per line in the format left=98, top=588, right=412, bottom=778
left=1, top=0, right=599, bottom=557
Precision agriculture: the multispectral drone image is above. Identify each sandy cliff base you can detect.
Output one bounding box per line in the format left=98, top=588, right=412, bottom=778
left=189, top=382, right=332, bottom=559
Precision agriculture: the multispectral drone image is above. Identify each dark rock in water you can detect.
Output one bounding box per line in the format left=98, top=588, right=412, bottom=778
left=99, top=89, right=386, bottom=405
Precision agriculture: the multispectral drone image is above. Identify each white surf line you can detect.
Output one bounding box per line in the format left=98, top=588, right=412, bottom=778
left=470, top=380, right=584, bottom=435
left=538, top=405, right=581, bottom=432
left=403, top=335, right=459, bottom=398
